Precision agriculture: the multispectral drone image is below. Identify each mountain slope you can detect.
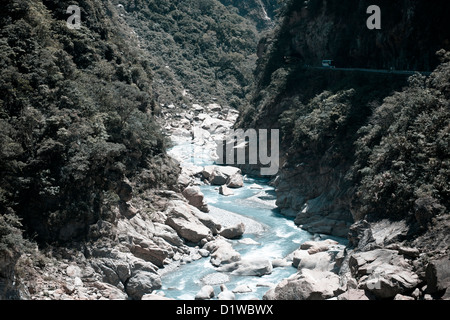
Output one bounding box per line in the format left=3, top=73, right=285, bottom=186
left=238, top=0, right=450, bottom=239
left=0, top=0, right=180, bottom=298
left=116, top=0, right=273, bottom=108
left=237, top=0, right=450, bottom=301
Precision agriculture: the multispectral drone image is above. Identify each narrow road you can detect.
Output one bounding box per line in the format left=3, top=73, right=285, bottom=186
left=309, top=66, right=432, bottom=76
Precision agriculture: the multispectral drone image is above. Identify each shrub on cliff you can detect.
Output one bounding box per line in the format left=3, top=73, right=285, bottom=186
left=349, top=52, right=450, bottom=227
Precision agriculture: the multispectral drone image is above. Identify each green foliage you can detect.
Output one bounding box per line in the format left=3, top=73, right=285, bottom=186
left=290, top=89, right=354, bottom=152
left=349, top=64, right=450, bottom=226
left=117, top=0, right=260, bottom=107
left=0, top=0, right=176, bottom=243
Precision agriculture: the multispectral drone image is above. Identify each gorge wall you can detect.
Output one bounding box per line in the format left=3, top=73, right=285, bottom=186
left=237, top=0, right=450, bottom=239
left=235, top=0, right=450, bottom=300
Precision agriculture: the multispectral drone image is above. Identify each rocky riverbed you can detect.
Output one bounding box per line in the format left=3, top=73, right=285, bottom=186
left=159, top=102, right=450, bottom=301
left=13, top=102, right=450, bottom=301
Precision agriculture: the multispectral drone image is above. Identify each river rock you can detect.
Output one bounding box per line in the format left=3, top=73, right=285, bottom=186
left=233, top=285, right=252, bottom=293
left=227, top=173, right=244, bottom=188
left=142, top=293, right=174, bottom=300
left=297, top=252, right=335, bottom=272
left=202, top=165, right=215, bottom=179
left=129, top=240, right=169, bottom=268
left=425, top=258, right=450, bottom=294
left=203, top=239, right=241, bottom=267
left=195, top=285, right=215, bottom=300
left=300, top=239, right=339, bottom=254
left=349, top=249, right=420, bottom=299
left=153, top=223, right=184, bottom=247
left=264, top=269, right=340, bottom=300
left=203, top=166, right=243, bottom=187
left=272, top=258, right=293, bottom=268
left=292, top=249, right=310, bottom=268
left=210, top=168, right=232, bottom=185
left=219, top=185, right=234, bottom=196
left=126, top=270, right=162, bottom=300
left=292, top=247, right=337, bottom=273
left=91, top=257, right=131, bottom=289
left=337, top=289, right=370, bottom=300
left=217, top=258, right=273, bottom=276
left=190, top=206, right=222, bottom=235
left=182, top=186, right=209, bottom=213
left=165, top=201, right=213, bottom=243
left=177, top=173, right=191, bottom=189
left=220, top=223, right=245, bottom=239
left=201, top=116, right=230, bottom=134
left=218, top=284, right=235, bottom=300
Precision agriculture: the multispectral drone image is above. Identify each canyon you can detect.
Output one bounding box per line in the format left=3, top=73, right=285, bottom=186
left=1, top=0, right=449, bottom=302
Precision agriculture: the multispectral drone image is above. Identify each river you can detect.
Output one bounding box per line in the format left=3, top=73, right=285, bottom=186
left=159, top=137, right=343, bottom=300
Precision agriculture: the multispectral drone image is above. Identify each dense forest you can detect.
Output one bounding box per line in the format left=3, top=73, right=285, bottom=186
left=117, top=0, right=279, bottom=108
left=0, top=0, right=179, bottom=249
left=1, top=0, right=449, bottom=301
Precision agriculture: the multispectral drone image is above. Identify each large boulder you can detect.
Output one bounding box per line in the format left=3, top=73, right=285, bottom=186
left=219, top=185, right=234, bottom=196
left=165, top=201, right=212, bottom=244
left=292, top=249, right=310, bottom=268
left=203, top=166, right=243, bottom=188
left=220, top=223, right=245, bottom=239
left=227, top=173, right=244, bottom=188
left=129, top=240, right=169, bottom=268
left=203, top=239, right=241, bottom=267
left=195, top=285, right=215, bottom=300
left=337, top=289, right=370, bottom=300
left=349, top=249, right=420, bottom=299
left=217, top=258, right=273, bottom=276
left=201, top=116, right=230, bottom=134
left=153, top=223, right=184, bottom=247
left=182, top=186, right=209, bottom=213
left=425, top=258, right=450, bottom=294
left=297, top=251, right=335, bottom=272
left=190, top=206, right=222, bottom=235
left=126, top=270, right=161, bottom=300
left=263, top=269, right=340, bottom=300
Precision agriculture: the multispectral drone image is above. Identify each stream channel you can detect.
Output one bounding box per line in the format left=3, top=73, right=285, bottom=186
left=160, top=136, right=343, bottom=300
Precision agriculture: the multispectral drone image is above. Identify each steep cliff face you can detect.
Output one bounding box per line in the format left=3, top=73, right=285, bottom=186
left=218, top=0, right=280, bottom=29
left=258, top=0, right=450, bottom=78
left=235, top=1, right=450, bottom=300
left=237, top=0, right=450, bottom=238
